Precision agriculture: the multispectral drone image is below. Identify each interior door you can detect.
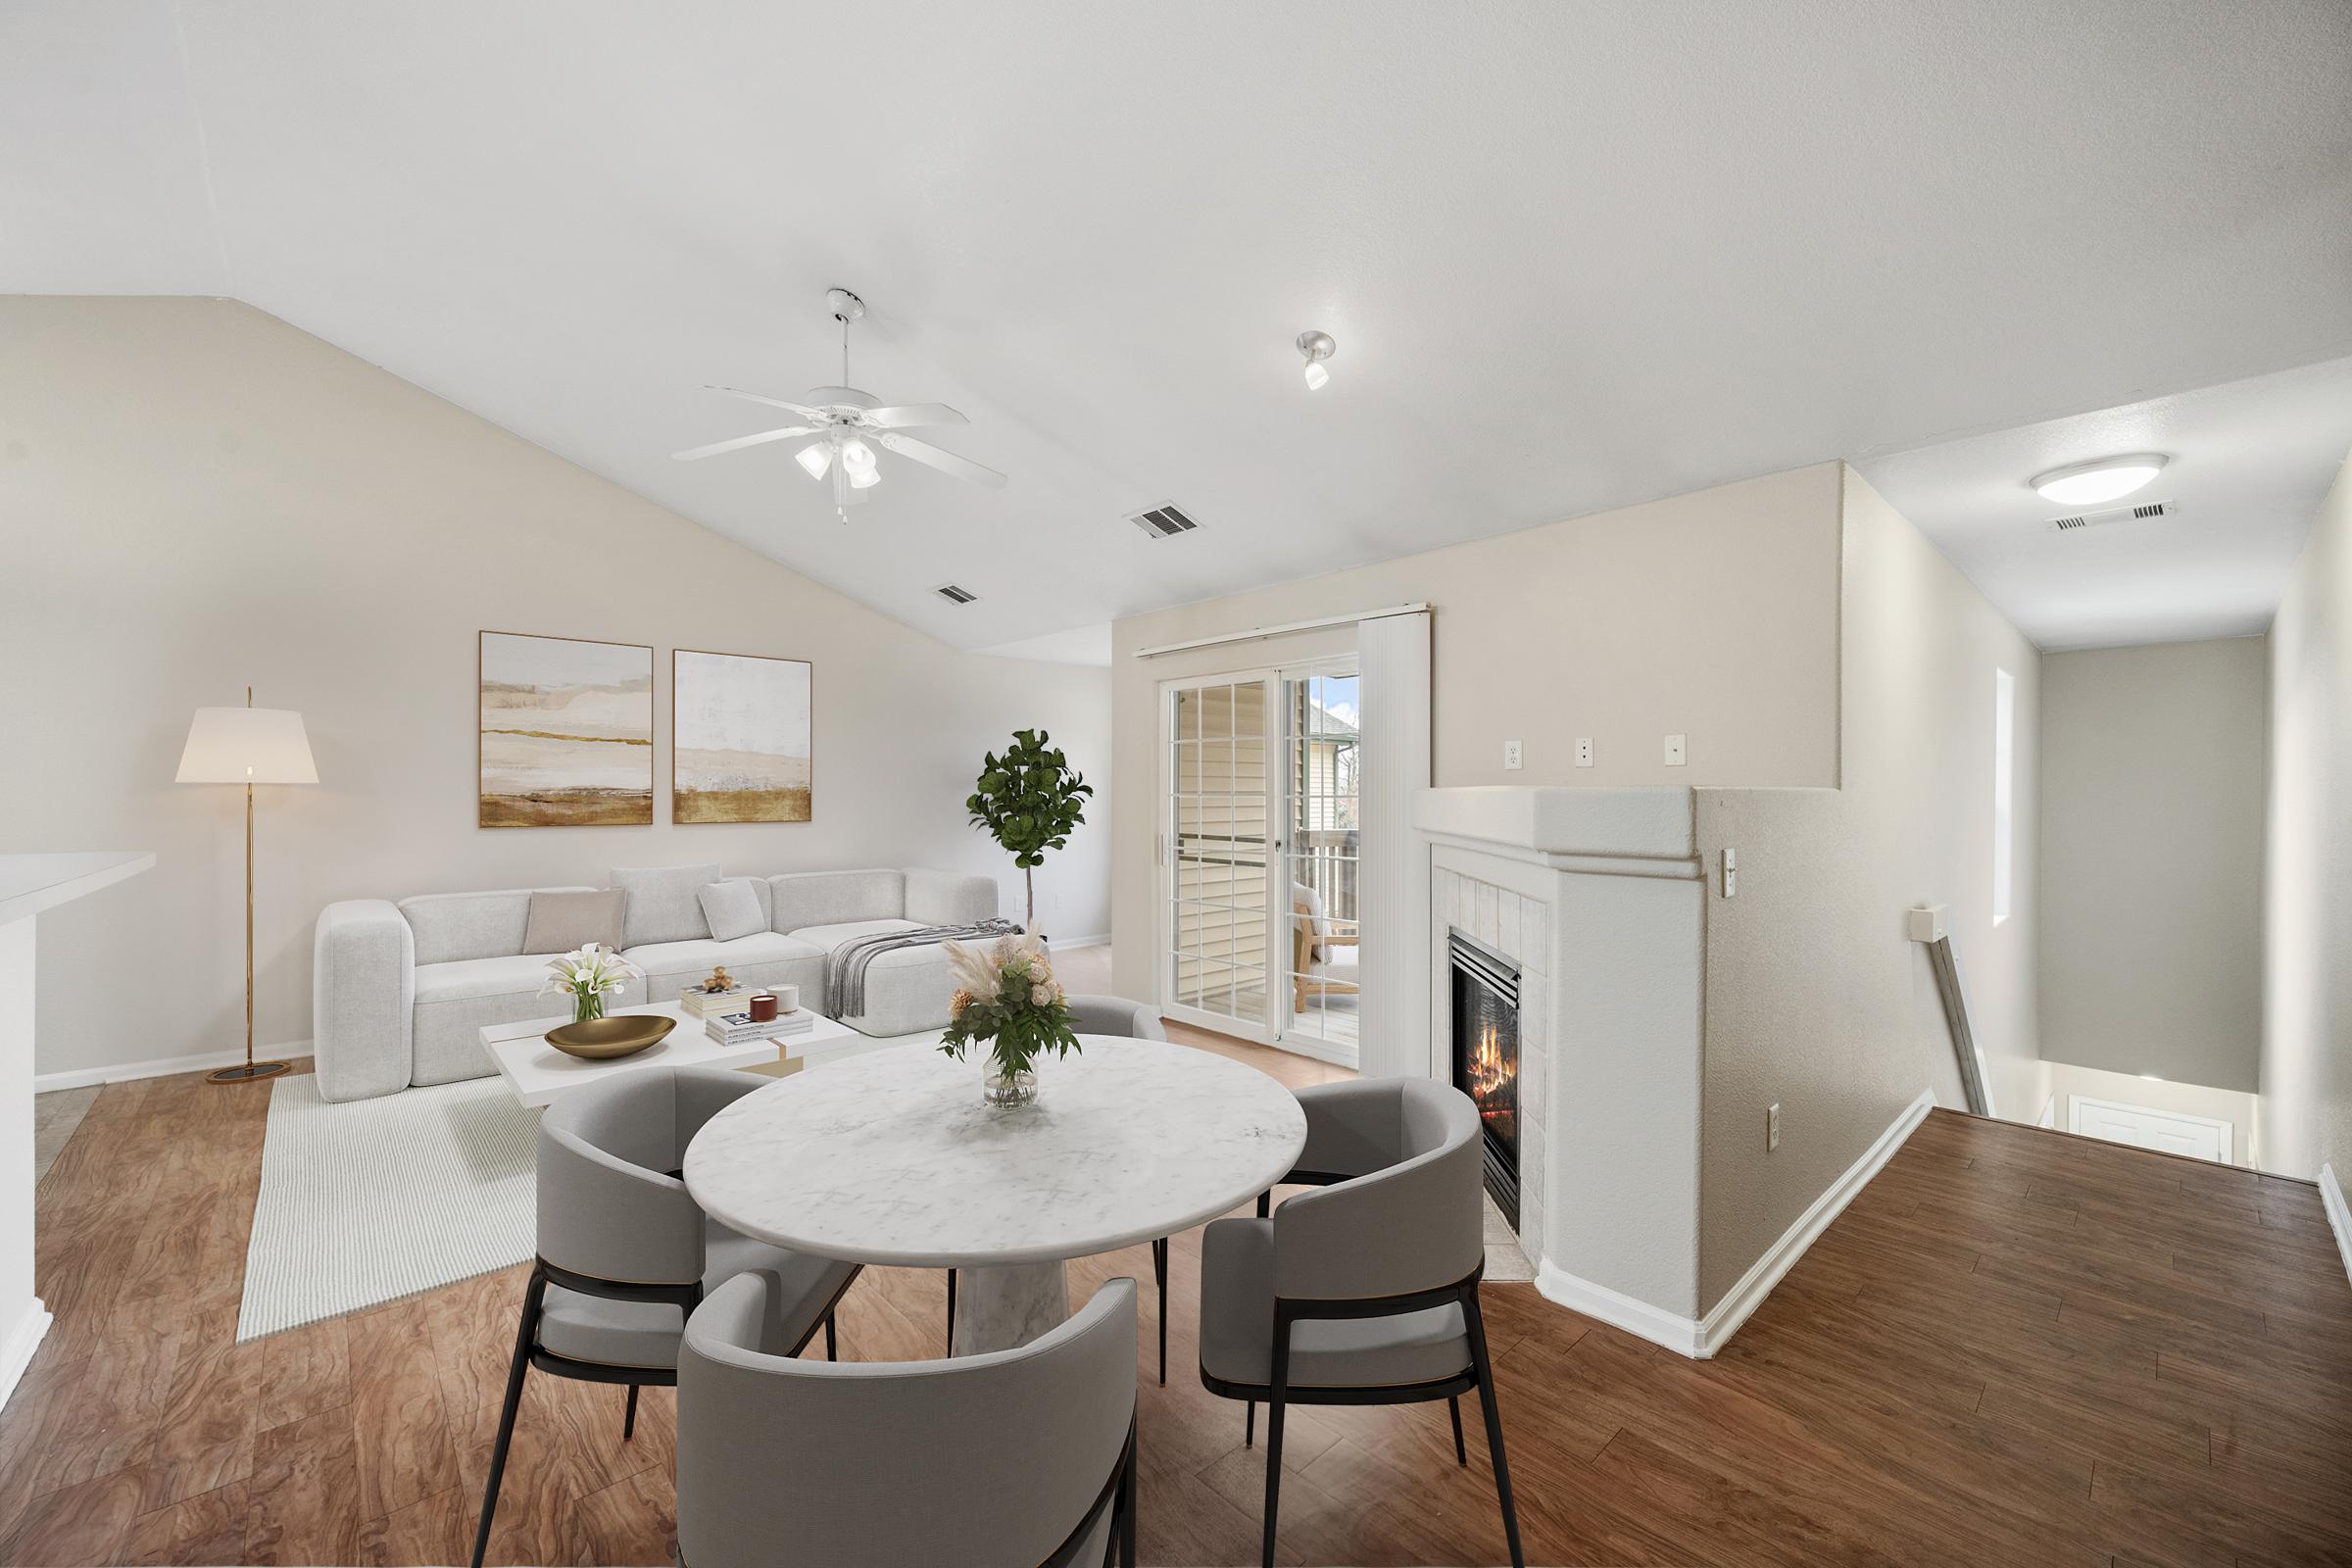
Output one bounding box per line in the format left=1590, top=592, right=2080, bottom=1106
left=2068, top=1096, right=2232, bottom=1163
left=1161, top=676, right=1276, bottom=1042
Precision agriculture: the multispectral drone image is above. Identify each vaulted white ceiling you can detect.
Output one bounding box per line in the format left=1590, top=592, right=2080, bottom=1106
left=7, top=2, right=2350, bottom=658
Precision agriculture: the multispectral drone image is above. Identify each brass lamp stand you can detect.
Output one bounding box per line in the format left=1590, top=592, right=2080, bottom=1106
left=175, top=686, right=317, bottom=1083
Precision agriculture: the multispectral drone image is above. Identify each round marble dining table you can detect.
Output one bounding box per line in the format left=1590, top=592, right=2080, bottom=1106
left=682, top=1036, right=1308, bottom=1355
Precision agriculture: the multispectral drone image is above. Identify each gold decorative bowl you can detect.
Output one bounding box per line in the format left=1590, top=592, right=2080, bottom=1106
left=545, top=1014, right=676, bottom=1060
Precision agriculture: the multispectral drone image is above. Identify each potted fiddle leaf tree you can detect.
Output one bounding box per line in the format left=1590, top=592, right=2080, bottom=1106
left=967, top=728, right=1092, bottom=936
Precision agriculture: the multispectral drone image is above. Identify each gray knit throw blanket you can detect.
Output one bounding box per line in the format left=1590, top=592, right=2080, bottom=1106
left=829, top=917, right=1020, bottom=1020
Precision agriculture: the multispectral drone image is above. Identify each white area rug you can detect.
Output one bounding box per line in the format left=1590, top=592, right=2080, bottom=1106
left=235, top=1074, right=537, bottom=1342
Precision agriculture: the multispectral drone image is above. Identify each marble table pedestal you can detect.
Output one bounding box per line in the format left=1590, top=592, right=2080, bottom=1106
left=954, top=1261, right=1071, bottom=1355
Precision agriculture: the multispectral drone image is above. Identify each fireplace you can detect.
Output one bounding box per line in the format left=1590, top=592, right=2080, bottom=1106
left=1448, top=927, right=1521, bottom=1230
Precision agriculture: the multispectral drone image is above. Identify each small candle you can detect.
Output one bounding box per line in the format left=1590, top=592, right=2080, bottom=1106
left=749, top=993, right=779, bottom=1023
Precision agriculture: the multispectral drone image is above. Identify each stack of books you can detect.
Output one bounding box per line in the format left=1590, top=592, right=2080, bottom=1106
left=678, top=987, right=750, bottom=1019
left=706, top=1008, right=815, bottom=1048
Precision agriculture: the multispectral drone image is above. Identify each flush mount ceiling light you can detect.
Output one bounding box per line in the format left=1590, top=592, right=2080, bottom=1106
left=2030, top=453, right=2168, bottom=507
left=671, top=287, right=1007, bottom=519
left=1297, top=329, right=1336, bottom=390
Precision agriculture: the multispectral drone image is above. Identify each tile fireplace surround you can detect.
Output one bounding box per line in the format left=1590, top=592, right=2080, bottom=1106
left=1415, top=786, right=1709, bottom=1351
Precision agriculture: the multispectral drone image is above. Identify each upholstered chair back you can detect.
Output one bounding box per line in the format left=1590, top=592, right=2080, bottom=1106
left=535, top=1066, right=763, bottom=1286
left=679, top=1276, right=1138, bottom=1568
left=1272, top=1079, right=1484, bottom=1301
left=1061, top=995, right=1168, bottom=1040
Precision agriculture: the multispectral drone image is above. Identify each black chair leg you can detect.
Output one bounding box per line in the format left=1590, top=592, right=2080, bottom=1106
left=825, top=1312, right=838, bottom=1362
left=1119, top=1417, right=1140, bottom=1568
left=1151, top=1239, right=1168, bottom=1386
left=470, top=1264, right=545, bottom=1568
left=946, top=1267, right=956, bottom=1354
left=1260, top=1315, right=1292, bottom=1568
left=1245, top=1398, right=1254, bottom=1446
left=1463, top=1289, right=1524, bottom=1568
left=1255, top=1192, right=1270, bottom=1219
left=1449, top=1395, right=1466, bottom=1464
left=622, top=1382, right=639, bottom=1442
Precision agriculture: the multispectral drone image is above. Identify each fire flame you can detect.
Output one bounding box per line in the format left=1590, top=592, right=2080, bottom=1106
left=1467, top=1022, right=1515, bottom=1118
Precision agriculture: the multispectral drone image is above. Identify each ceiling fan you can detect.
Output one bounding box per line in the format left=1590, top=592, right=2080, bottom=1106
left=671, top=288, right=1006, bottom=515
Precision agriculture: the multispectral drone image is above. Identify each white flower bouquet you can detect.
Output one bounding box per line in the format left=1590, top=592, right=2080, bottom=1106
left=541, top=943, right=641, bottom=1024
left=939, top=932, right=1080, bottom=1105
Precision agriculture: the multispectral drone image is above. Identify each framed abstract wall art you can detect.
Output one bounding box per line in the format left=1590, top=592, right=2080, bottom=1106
left=671, top=648, right=813, bottom=823
left=477, top=631, right=655, bottom=827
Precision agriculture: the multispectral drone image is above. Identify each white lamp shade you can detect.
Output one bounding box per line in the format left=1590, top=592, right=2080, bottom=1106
left=175, top=707, right=318, bottom=784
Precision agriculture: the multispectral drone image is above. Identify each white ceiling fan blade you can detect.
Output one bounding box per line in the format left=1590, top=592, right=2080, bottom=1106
left=708, top=385, right=829, bottom=420
left=670, top=425, right=816, bottom=462
left=877, top=432, right=1007, bottom=489
left=862, top=402, right=969, bottom=429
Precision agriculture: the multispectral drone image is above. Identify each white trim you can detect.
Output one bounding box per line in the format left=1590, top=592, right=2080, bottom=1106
left=36, top=1040, right=314, bottom=1094
left=0, top=1299, right=50, bottom=1410
left=1534, top=1263, right=1704, bottom=1357
left=1046, top=933, right=1110, bottom=951
left=1664, top=1087, right=1935, bottom=1358
left=2321, top=1165, right=2352, bottom=1291
left=1134, top=603, right=1429, bottom=660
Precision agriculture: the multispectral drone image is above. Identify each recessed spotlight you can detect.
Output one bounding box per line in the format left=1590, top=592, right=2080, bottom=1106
left=2032, top=454, right=2167, bottom=507
left=1297, top=330, right=1336, bottom=390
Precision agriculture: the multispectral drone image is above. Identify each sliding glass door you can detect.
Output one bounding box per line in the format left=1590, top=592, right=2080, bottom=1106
left=1163, top=676, right=1275, bottom=1040
left=1158, top=662, right=1365, bottom=1064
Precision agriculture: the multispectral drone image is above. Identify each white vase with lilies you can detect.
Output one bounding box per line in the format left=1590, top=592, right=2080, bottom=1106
left=542, top=943, right=641, bottom=1024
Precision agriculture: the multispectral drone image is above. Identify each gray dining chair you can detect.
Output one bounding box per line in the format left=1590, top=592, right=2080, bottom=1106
left=948, top=995, right=1175, bottom=1381
left=469, top=1065, right=863, bottom=1568
left=1200, top=1078, right=1523, bottom=1568
left=681, top=1273, right=1141, bottom=1568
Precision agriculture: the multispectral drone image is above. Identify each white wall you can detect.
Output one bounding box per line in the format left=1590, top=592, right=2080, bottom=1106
left=1693, top=466, right=2042, bottom=1307
left=0, top=298, right=1111, bottom=1080
left=2261, top=451, right=2352, bottom=1183
left=2037, top=638, right=2267, bottom=1091
left=1108, top=464, right=1844, bottom=1002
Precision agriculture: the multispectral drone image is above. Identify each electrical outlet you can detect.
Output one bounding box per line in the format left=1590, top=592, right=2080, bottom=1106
left=1575, top=737, right=1593, bottom=767
left=1767, top=1102, right=1781, bottom=1152
left=1503, top=739, right=1523, bottom=770
left=1664, top=733, right=1688, bottom=766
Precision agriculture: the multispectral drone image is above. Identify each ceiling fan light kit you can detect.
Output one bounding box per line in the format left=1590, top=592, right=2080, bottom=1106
left=672, top=286, right=1007, bottom=517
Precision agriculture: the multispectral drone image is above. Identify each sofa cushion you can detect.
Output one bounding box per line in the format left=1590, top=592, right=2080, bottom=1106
left=611, top=863, right=722, bottom=948
left=401, top=886, right=597, bottom=966
left=624, top=931, right=827, bottom=1004
left=409, top=956, right=648, bottom=1087
left=769, top=870, right=904, bottom=933
left=698, top=880, right=766, bottom=944
left=786, top=920, right=962, bottom=1033
left=785, top=918, right=924, bottom=955
left=522, top=889, right=626, bottom=956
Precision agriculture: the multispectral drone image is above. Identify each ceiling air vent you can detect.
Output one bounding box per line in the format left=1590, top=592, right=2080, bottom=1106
left=1127, top=502, right=1200, bottom=539
left=934, top=583, right=978, bottom=605
left=2046, top=499, right=2180, bottom=535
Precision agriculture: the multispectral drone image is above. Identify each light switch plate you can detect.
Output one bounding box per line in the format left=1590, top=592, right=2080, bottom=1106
left=1664, top=733, right=1688, bottom=766
left=1575, top=737, right=1593, bottom=767
left=1503, top=739, right=1523, bottom=770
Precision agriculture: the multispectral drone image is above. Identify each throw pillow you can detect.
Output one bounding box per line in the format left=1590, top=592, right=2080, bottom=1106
left=698, top=879, right=766, bottom=944
left=609, top=862, right=723, bottom=948
left=521, top=888, right=627, bottom=956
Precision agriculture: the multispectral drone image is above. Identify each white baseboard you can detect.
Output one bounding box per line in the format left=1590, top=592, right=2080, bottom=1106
left=35, top=1039, right=314, bottom=1094
left=0, top=1299, right=51, bottom=1411
left=1536, top=1087, right=1934, bottom=1360
left=1046, top=933, right=1110, bottom=951
left=1534, top=1263, right=1704, bottom=1357
left=2322, top=1165, right=2352, bottom=1291
left=1690, top=1087, right=1936, bottom=1356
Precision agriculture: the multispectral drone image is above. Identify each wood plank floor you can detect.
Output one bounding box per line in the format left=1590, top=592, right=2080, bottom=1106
left=6, top=1025, right=2351, bottom=1564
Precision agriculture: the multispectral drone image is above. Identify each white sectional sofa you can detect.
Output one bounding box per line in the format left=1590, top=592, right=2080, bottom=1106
left=312, top=864, right=1000, bottom=1102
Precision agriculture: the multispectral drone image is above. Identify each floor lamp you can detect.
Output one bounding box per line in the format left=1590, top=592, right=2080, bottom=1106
left=176, top=686, right=317, bottom=1084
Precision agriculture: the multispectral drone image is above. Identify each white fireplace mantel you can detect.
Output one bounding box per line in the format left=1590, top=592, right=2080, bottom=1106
left=1414, top=787, right=1708, bottom=1353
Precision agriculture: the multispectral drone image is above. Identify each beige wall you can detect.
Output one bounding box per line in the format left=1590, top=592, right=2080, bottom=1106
left=2261, top=452, right=2352, bottom=1183
left=2037, top=638, right=2267, bottom=1091
left=1, top=298, right=1111, bottom=1079
left=1693, top=466, right=2042, bottom=1308
left=1109, top=464, right=1844, bottom=1002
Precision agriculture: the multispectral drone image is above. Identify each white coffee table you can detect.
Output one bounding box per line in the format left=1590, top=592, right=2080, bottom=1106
left=481, top=1001, right=858, bottom=1108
